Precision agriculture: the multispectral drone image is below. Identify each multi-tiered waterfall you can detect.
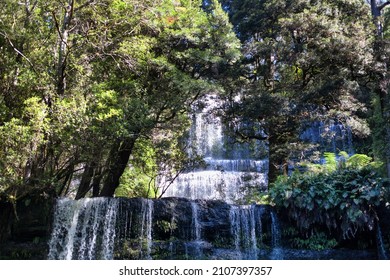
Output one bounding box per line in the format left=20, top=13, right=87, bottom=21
left=47, top=95, right=379, bottom=260
left=160, top=94, right=268, bottom=204
left=47, top=95, right=279, bottom=260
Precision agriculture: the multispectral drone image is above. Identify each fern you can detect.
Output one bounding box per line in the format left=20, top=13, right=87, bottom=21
left=324, top=152, right=337, bottom=172
left=346, top=154, right=372, bottom=169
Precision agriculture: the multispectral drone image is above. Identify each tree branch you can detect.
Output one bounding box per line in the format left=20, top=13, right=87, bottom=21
left=0, top=31, right=37, bottom=74
left=379, top=1, right=390, bottom=11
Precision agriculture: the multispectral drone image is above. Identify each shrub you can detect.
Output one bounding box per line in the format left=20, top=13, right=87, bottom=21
left=270, top=153, right=389, bottom=240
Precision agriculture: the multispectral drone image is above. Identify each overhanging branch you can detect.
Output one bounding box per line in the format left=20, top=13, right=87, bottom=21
left=379, top=1, right=390, bottom=11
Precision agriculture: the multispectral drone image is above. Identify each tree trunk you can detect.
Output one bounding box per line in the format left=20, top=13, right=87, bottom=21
left=56, top=0, right=74, bottom=95
left=370, top=0, right=390, bottom=178
left=267, top=131, right=289, bottom=188
left=91, top=167, right=103, bottom=197
left=99, top=137, right=138, bottom=197
left=75, top=162, right=95, bottom=199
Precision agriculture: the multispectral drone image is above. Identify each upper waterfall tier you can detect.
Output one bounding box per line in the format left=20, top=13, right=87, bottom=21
left=161, top=171, right=267, bottom=203
left=159, top=94, right=268, bottom=203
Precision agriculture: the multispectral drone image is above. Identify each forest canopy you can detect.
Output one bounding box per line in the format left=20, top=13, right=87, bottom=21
left=0, top=0, right=389, bottom=201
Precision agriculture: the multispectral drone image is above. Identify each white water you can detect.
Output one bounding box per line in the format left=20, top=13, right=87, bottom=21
left=160, top=94, right=267, bottom=203
left=48, top=198, right=118, bottom=260
left=191, top=202, right=201, bottom=241
left=163, top=171, right=267, bottom=203
left=229, top=204, right=259, bottom=259
left=270, top=210, right=283, bottom=260
left=140, top=199, right=153, bottom=259
left=48, top=197, right=288, bottom=260
left=300, top=121, right=354, bottom=155
left=47, top=94, right=285, bottom=260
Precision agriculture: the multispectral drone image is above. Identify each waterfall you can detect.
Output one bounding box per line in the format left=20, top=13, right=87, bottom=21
left=160, top=94, right=268, bottom=204
left=48, top=198, right=290, bottom=260
left=191, top=202, right=201, bottom=241
left=300, top=121, right=354, bottom=155
left=47, top=197, right=378, bottom=260
left=229, top=204, right=260, bottom=259
left=48, top=198, right=118, bottom=260
left=163, top=171, right=267, bottom=204
left=229, top=205, right=241, bottom=252
left=140, top=199, right=153, bottom=260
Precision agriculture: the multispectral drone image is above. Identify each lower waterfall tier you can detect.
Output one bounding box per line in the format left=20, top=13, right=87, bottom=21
left=47, top=197, right=377, bottom=260
left=48, top=197, right=281, bottom=260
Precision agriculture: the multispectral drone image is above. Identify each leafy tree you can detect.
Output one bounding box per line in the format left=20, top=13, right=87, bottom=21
left=0, top=0, right=240, bottom=200
left=220, top=0, right=374, bottom=185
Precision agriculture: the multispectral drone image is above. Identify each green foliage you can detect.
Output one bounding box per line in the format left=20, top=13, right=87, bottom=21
left=220, top=0, right=374, bottom=184
left=270, top=153, right=389, bottom=239
left=115, top=138, right=159, bottom=198
left=323, top=152, right=337, bottom=172
left=0, top=0, right=240, bottom=197
left=347, top=154, right=373, bottom=169
left=292, top=232, right=338, bottom=251
left=304, top=151, right=377, bottom=174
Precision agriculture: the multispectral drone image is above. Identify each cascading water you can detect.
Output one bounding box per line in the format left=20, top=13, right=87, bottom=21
left=160, top=94, right=268, bottom=204
left=48, top=198, right=118, bottom=260
left=270, top=210, right=283, bottom=260
left=47, top=197, right=292, bottom=260
left=139, top=199, right=153, bottom=260
left=191, top=202, right=201, bottom=241
left=229, top=205, right=259, bottom=259
left=48, top=197, right=379, bottom=260
left=300, top=120, right=354, bottom=155
left=47, top=94, right=288, bottom=260
left=46, top=94, right=380, bottom=260
left=187, top=201, right=203, bottom=259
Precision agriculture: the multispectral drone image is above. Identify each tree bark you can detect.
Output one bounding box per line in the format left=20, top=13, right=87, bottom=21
left=56, top=0, right=74, bottom=96
left=75, top=162, right=95, bottom=199
left=267, top=128, right=289, bottom=187
left=99, top=137, right=138, bottom=197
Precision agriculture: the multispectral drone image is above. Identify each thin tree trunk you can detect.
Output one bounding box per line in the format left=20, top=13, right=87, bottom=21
left=56, top=0, right=74, bottom=95
left=91, top=167, right=103, bottom=197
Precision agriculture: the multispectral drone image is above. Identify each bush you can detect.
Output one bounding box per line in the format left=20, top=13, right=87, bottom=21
left=270, top=153, right=389, bottom=240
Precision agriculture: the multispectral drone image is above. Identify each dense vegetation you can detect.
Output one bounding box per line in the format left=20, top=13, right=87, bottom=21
left=0, top=0, right=240, bottom=200
left=270, top=152, right=390, bottom=248
left=1, top=1, right=390, bottom=217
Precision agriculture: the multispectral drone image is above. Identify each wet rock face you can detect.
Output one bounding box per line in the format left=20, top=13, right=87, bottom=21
left=1, top=196, right=381, bottom=260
